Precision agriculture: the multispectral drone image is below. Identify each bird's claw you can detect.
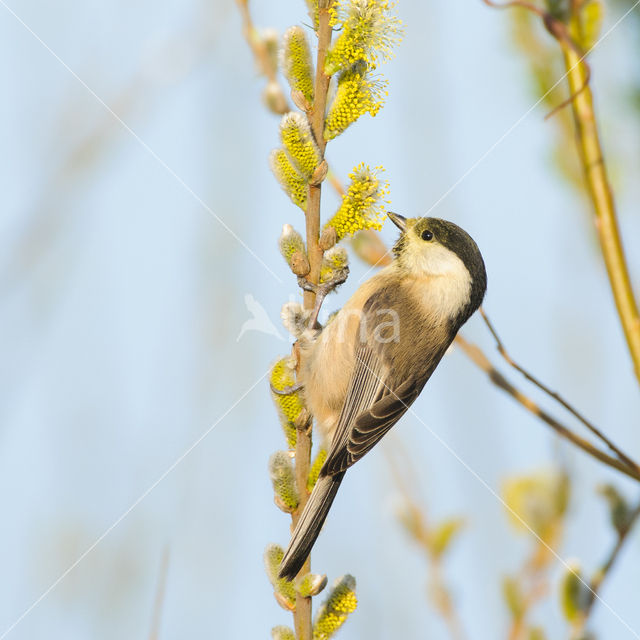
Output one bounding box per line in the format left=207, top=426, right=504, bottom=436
left=296, top=268, right=349, bottom=297
left=297, top=268, right=349, bottom=329
left=270, top=380, right=304, bottom=396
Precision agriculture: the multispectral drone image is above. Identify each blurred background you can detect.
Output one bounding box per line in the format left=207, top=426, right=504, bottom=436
left=1, top=0, right=640, bottom=638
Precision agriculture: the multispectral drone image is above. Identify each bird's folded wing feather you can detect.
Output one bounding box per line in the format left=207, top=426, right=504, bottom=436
left=322, top=341, right=422, bottom=476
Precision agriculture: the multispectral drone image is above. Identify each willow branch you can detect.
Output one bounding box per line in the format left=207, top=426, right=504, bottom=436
left=292, top=5, right=335, bottom=639
left=303, top=1, right=333, bottom=317
left=236, top=0, right=290, bottom=113
left=560, top=40, right=640, bottom=387
left=482, top=0, right=640, bottom=389
left=454, top=335, right=640, bottom=482
left=480, top=309, right=640, bottom=474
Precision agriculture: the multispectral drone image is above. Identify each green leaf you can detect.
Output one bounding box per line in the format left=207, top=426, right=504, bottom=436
left=579, top=0, right=604, bottom=51
left=528, top=626, right=547, bottom=640
left=598, top=484, right=632, bottom=535
left=559, top=562, right=590, bottom=623
left=503, top=575, right=525, bottom=620
left=428, top=518, right=465, bottom=558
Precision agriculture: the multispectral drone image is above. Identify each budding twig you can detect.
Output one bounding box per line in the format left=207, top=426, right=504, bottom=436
left=479, top=308, right=640, bottom=475
left=292, top=4, right=336, bottom=639
left=454, top=334, right=640, bottom=483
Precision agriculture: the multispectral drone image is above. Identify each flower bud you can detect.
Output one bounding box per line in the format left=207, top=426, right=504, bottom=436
left=269, top=451, right=299, bottom=513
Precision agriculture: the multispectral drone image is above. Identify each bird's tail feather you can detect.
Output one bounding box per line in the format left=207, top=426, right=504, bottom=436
left=279, top=471, right=345, bottom=581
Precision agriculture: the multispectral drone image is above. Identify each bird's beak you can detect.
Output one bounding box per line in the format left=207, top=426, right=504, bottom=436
left=387, top=211, right=407, bottom=232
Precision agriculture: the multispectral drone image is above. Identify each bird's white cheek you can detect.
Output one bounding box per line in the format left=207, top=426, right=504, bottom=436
left=406, top=244, right=472, bottom=319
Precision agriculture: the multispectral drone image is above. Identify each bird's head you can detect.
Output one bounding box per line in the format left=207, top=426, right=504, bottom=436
left=388, top=212, right=487, bottom=321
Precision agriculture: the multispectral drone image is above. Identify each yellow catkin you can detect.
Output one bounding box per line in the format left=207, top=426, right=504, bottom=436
left=271, top=626, right=296, bottom=640
left=270, top=148, right=308, bottom=211
left=270, top=358, right=304, bottom=448
left=307, top=449, right=328, bottom=492
left=269, top=451, right=300, bottom=512
left=306, top=0, right=319, bottom=31
left=279, top=224, right=306, bottom=265
left=326, top=0, right=402, bottom=75
left=282, top=26, right=315, bottom=104
left=313, top=575, right=357, bottom=640
left=325, top=163, right=389, bottom=240
left=264, top=544, right=297, bottom=607
left=319, top=247, right=348, bottom=284
left=324, top=67, right=388, bottom=140
left=280, top=113, right=321, bottom=180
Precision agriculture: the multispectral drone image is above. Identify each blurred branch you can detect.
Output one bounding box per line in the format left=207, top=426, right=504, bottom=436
left=148, top=547, right=170, bottom=640
left=560, top=32, right=640, bottom=388
left=236, top=0, right=290, bottom=114
left=483, top=0, right=640, bottom=392
left=583, top=498, right=640, bottom=619
left=502, top=469, right=569, bottom=639
left=454, top=334, right=640, bottom=482
left=480, top=308, right=640, bottom=475
left=387, top=441, right=466, bottom=640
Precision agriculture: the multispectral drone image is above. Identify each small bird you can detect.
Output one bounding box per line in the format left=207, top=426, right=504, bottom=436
left=279, top=213, right=487, bottom=580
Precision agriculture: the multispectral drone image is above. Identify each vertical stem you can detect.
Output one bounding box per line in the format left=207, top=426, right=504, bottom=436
left=293, top=4, right=335, bottom=640
left=304, top=0, right=333, bottom=314
left=561, top=44, right=640, bottom=386
left=292, top=416, right=313, bottom=640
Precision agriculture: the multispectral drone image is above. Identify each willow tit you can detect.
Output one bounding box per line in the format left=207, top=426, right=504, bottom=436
left=279, top=213, right=487, bottom=580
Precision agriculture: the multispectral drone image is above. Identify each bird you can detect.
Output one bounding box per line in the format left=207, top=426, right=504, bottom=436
left=278, top=212, right=487, bottom=581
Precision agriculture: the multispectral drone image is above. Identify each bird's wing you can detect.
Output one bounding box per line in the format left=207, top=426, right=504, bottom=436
left=322, top=334, right=423, bottom=477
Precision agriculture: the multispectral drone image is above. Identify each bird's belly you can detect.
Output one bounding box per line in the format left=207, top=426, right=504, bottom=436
left=300, top=309, right=360, bottom=441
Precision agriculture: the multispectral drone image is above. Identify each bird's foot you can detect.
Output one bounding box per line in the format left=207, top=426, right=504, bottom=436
left=270, top=380, right=304, bottom=396
left=297, top=268, right=349, bottom=328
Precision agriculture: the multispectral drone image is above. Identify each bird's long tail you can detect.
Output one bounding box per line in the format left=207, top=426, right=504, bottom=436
left=279, top=471, right=345, bottom=581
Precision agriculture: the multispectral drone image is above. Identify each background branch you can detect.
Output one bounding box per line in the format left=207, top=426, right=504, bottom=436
left=583, top=498, right=640, bottom=619
left=386, top=442, right=467, bottom=640
left=480, top=308, right=640, bottom=474
left=483, top=0, right=640, bottom=393
left=561, top=34, right=640, bottom=386
left=454, top=335, right=640, bottom=482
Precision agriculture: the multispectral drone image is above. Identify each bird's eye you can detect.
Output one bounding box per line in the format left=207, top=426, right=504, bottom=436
left=421, top=229, right=434, bottom=241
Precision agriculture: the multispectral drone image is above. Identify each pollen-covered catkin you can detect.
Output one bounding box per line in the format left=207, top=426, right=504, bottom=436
left=312, top=575, right=358, bottom=640
left=325, top=163, right=389, bottom=240
left=320, top=247, right=349, bottom=284
left=269, top=451, right=299, bottom=513
left=264, top=544, right=297, bottom=610
left=270, top=357, right=304, bottom=448
left=325, top=0, right=402, bottom=76
left=281, top=26, right=315, bottom=104
left=279, top=113, right=322, bottom=181
left=324, top=64, right=388, bottom=140
left=270, top=148, right=308, bottom=211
